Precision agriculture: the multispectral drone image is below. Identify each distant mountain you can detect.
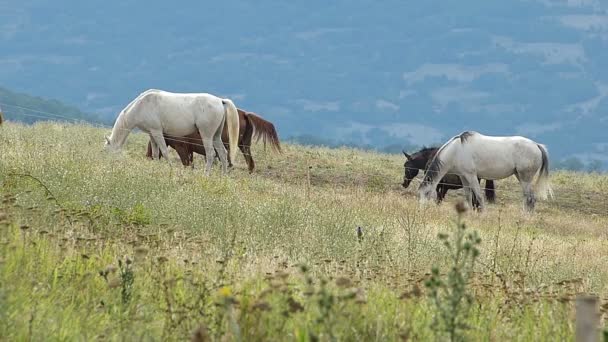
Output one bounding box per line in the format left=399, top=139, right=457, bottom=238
left=1, top=0, right=607, bottom=168
left=0, top=86, right=103, bottom=124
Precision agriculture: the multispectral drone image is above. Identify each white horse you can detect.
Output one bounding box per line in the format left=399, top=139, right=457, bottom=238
left=104, top=89, right=239, bottom=175
left=418, top=131, right=554, bottom=212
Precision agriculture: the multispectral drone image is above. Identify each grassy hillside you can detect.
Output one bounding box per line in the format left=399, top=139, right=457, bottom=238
left=1, top=122, right=607, bottom=341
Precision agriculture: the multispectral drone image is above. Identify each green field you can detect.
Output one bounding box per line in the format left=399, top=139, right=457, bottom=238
left=1, top=122, right=607, bottom=341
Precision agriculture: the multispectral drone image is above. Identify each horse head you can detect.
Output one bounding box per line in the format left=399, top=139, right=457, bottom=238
left=104, top=135, right=119, bottom=153
left=417, top=177, right=437, bottom=204
left=402, top=150, right=420, bottom=189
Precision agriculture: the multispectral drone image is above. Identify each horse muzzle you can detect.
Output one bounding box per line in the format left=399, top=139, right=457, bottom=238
left=418, top=186, right=436, bottom=203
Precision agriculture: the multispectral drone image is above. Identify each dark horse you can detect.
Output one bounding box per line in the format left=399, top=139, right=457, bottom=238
left=402, top=147, right=496, bottom=207
left=146, top=108, right=281, bottom=172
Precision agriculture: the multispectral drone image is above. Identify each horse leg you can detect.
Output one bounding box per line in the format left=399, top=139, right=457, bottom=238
left=514, top=172, right=535, bottom=212
left=214, top=134, right=229, bottom=174
left=241, top=121, right=255, bottom=172
left=462, top=174, right=485, bottom=211
left=485, top=179, right=496, bottom=203
left=214, top=148, right=221, bottom=164
left=434, top=184, right=442, bottom=204
left=515, top=173, right=535, bottom=212
left=150, top=132, right=170, bottom=162
left=222, top=141, right=234, bottom=168
left=200, top=135, right=215, bottom=176
left=175, top=145, right=190, bottom=167
left=472, top=187, right=481, bottom=210
left=221, top=140, right=251, bottom=171
left=149, top=136, right=159, bottom=160
left=198, top=124, right=221, bottom=175
left=435, top=184, right=447, bottom=204
left=441, top=186, right=449, bottom=203
left=146, top=140, right=155, bottom=160
left=241, top=144, right=255, bottom=173
left=460, top=177, right=474, bottom=209
left=470, top=178, right=484, bottom=209
left=150, top=133, right=164, bottom=160
left=470, top=177, right=485, bottom=211
left=524, top=182, right=536, bottom=212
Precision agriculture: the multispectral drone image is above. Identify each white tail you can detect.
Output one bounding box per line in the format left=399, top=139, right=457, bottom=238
left=222, top=99, right=239, bottom=163
left=535, top=144, right=554, bottom=200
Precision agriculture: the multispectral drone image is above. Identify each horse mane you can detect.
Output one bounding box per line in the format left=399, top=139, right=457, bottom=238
left=425, top=131, right=475, bottom=180
left=109, top=90, right=158, bottom=143
left=459, top=131, right=476, bottom=143
left=424, top=137, right=459, bottom=184
left=244, top=112, right=282, bottom=153
left=425, top=154, right=443, bottom=183
left=413, top=146, right=439, bottom=159
left=122, top=89, right=157, bottom=116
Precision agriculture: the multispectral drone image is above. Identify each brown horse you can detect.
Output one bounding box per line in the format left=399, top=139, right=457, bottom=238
left=146, top=108, right=281, bottom=172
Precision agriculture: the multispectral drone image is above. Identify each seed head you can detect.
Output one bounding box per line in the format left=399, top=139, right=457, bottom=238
left=252, top=301, right=271, bottom=311
left=287, top=297, right=304, bottom=312
left=455, top=201, right=468, bottom=214
left=157, top=256, right=169, bottom=264
left=107, top=277, right=121, bottom=289
left=335, top=277, right=352, bottom=288
left=134, top=246, right=149, bottom=256
left=191, top=324, right=210, bottom=342
left=105, top=265, right=117, bottom=274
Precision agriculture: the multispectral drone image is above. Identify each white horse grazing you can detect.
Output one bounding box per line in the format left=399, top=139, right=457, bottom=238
left=104, top=89, right=239, bottom=175
left=418, top=131, right=554, bottom=212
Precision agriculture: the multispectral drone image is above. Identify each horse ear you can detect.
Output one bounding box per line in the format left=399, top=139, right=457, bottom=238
left=105, top=135, right=111, bottom=144
left=403, top=150, right=411, bottom=160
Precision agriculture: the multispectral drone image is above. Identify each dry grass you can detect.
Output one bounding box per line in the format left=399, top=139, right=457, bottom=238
left=1, top=121, right=607, bottom=341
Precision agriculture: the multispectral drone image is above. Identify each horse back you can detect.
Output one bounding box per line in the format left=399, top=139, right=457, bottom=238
left=139, top=90, right=226, bottom=136
left=461, top=134, right=540, bottom=179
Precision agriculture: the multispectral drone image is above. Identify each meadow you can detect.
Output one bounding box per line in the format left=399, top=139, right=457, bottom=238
left=1, top=121, right=607, bottom=341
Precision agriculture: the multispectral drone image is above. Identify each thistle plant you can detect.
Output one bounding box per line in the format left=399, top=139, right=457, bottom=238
left=118, top=257, right=135, bottom=305
left=425, top=202, right=482, bottom=342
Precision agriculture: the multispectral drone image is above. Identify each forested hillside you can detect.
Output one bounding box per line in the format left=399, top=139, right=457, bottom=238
left=0, top=87, right=103, bottom=124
